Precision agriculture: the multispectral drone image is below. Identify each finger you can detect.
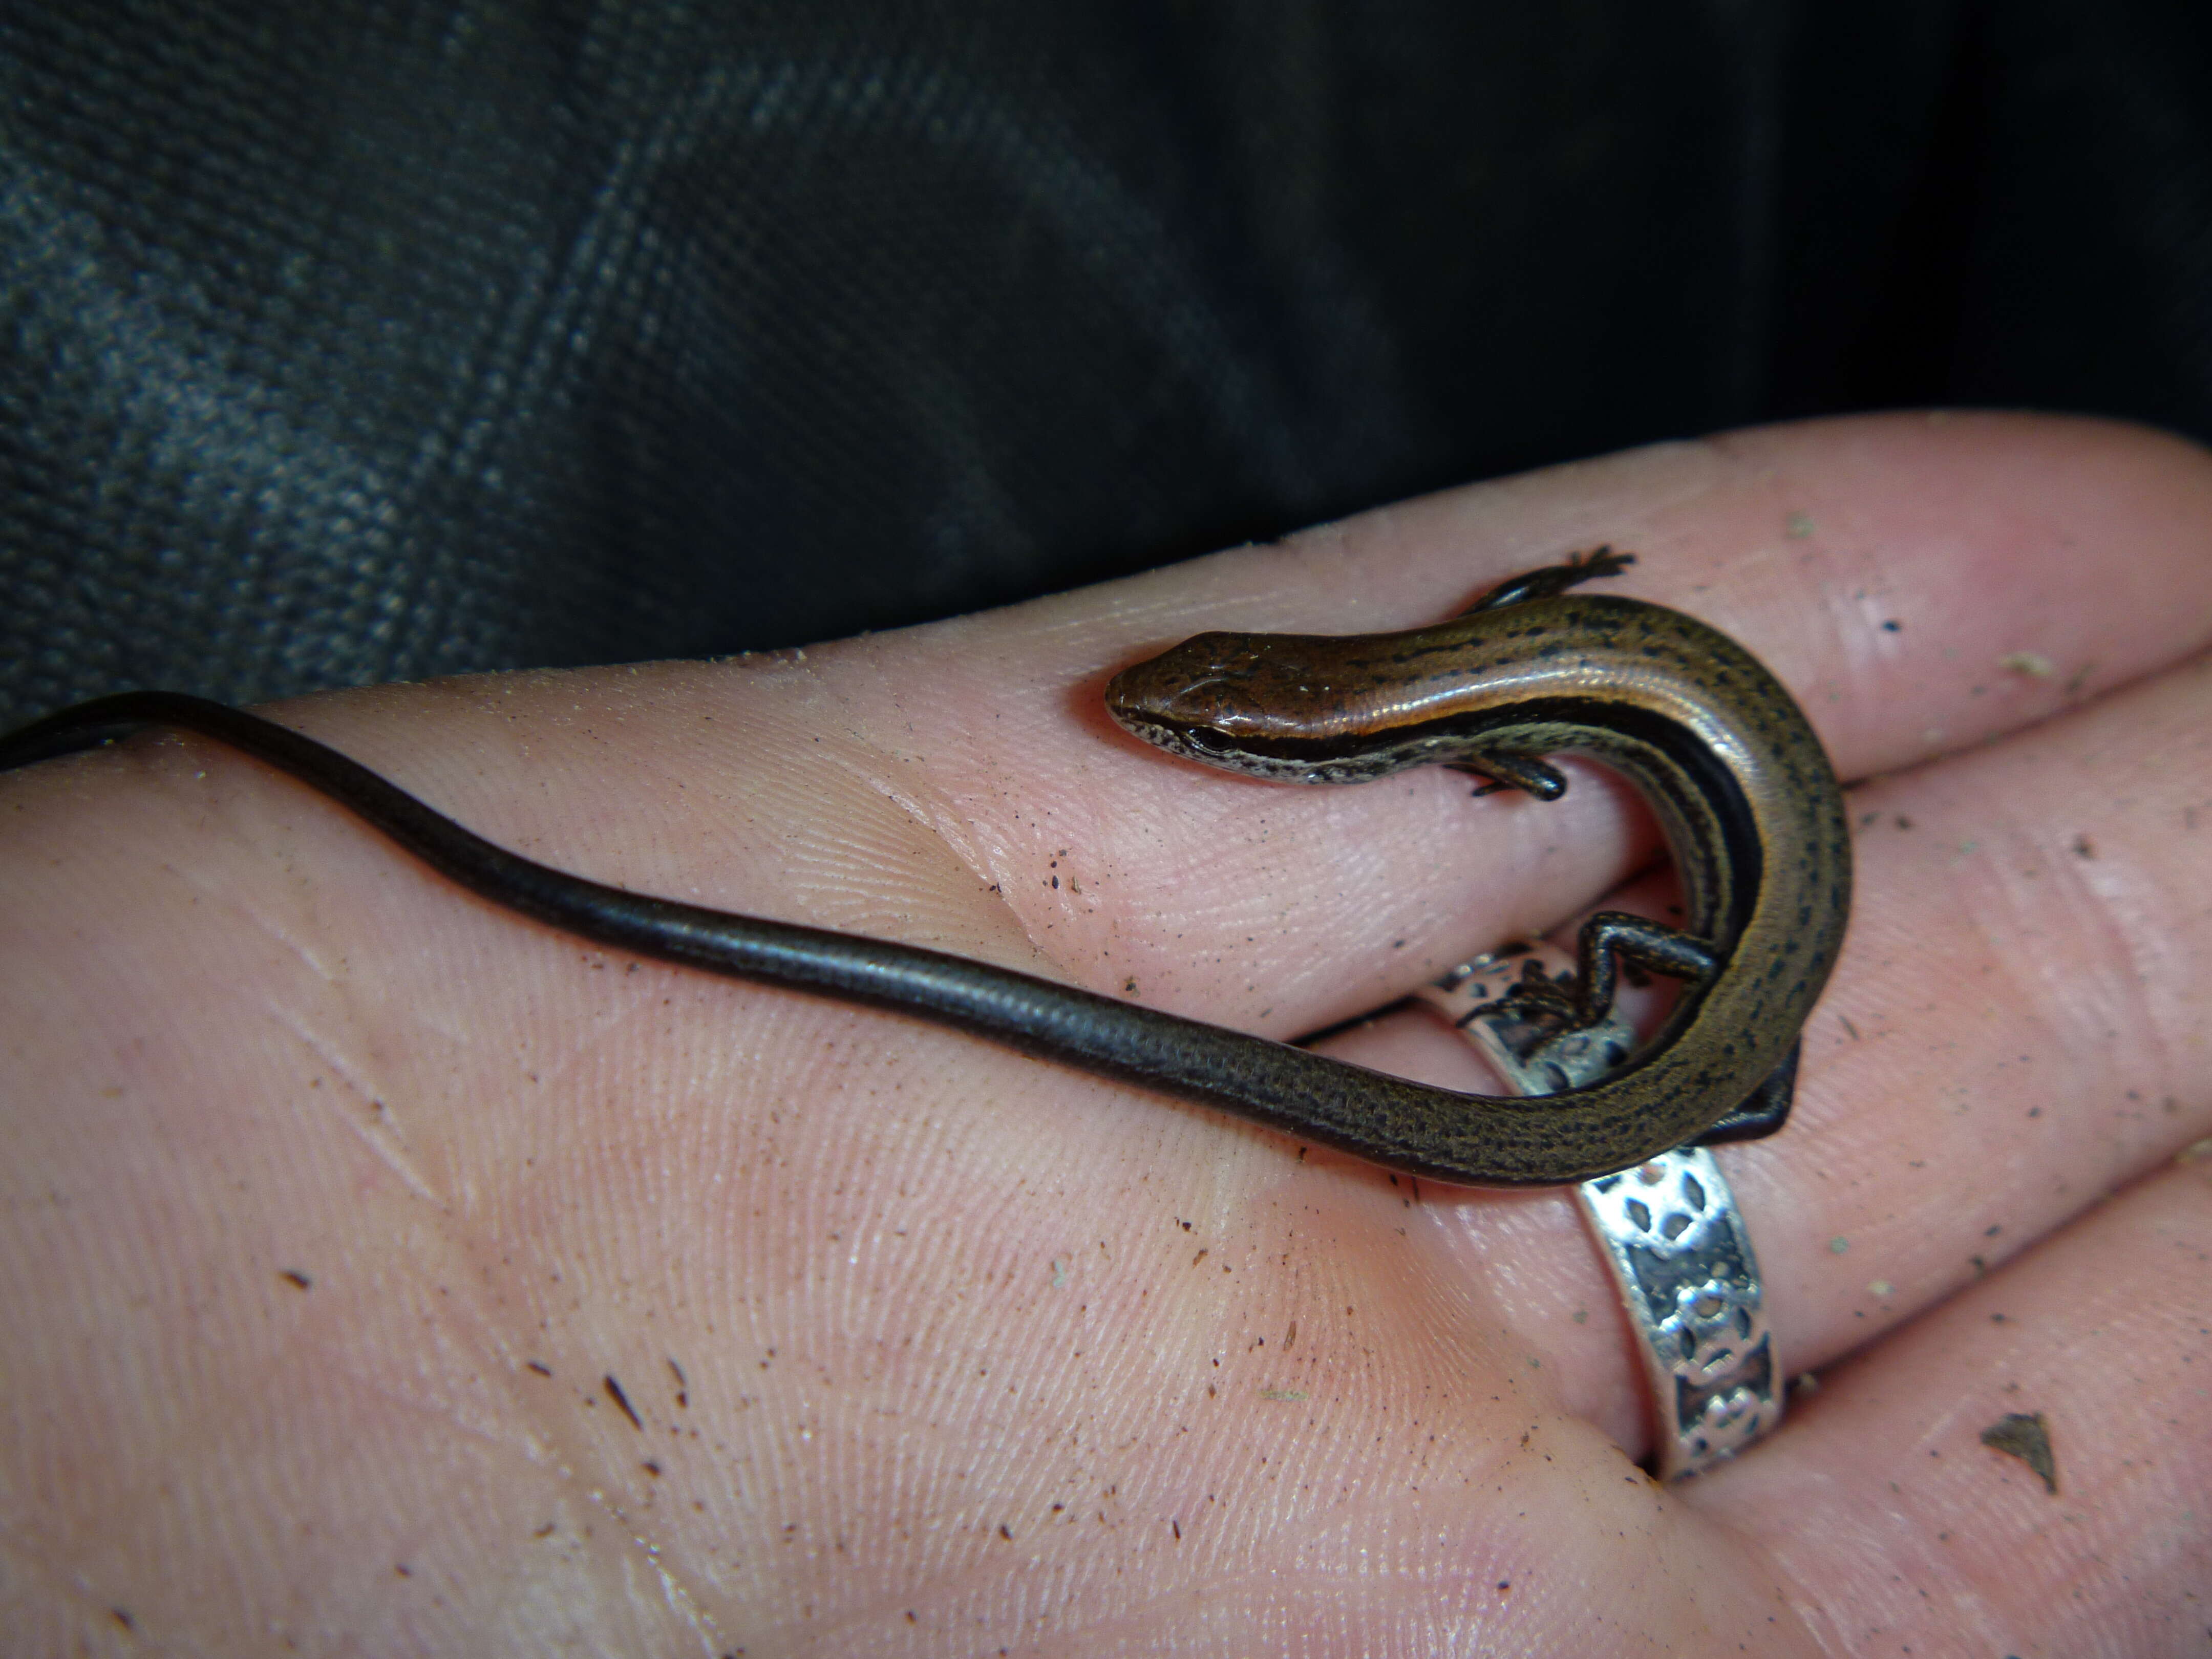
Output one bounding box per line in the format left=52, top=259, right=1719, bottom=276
left=874, top=409, right=2212, bottom=1036
left=1706, top=1151, right=2212, bottom=1652
left=1363, top=631, right=2207, bottom=1444
left=1734, top=645, right=2212, bottom=1351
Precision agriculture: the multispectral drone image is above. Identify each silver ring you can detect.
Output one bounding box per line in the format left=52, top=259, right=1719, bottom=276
left=1416, top=944, right=1782, bottom=1481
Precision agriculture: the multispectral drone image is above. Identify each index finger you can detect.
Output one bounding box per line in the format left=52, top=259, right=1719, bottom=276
left=868, top=409, right=2212, bottom=1037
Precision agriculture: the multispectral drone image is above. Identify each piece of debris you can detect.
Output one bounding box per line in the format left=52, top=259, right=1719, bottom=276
left=1979, top=1412, right=2057, bottom=1494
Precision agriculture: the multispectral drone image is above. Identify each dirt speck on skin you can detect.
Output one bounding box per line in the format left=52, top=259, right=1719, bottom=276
left=1979, top=1412, right=2057, bottom=1494
left=605, top=1374, right=644, bottom=1430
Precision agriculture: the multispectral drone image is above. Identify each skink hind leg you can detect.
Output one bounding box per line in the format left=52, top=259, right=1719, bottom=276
left=1468, top=911, right=1722, bottom=1035
left=1470, top=918, right=1797, bottom=1148
left=1689, top=1041, right=1801, bottom=1146
left=1567, top=910, right=1722, bottom=1028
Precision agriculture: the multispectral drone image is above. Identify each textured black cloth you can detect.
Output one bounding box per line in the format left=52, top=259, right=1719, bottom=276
left=6, top=1, right=2212, bottom=725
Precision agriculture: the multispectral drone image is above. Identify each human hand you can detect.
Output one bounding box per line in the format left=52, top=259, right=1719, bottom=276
left=5, top=412, right=2207, bottom=1654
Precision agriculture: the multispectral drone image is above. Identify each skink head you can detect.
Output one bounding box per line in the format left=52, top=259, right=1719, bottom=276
left=1108, top=632, right=1286, bottom=737
left=1104, top=630, right=1373, bottom=778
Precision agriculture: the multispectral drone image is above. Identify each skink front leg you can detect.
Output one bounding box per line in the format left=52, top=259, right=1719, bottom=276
left=1461, top=545, right=1635, bottom=613
left=1447, top=752, right=1568, bottom=800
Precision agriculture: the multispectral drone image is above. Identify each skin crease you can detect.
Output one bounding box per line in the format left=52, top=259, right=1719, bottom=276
left=0, top=412, right=2207, bottom=1655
